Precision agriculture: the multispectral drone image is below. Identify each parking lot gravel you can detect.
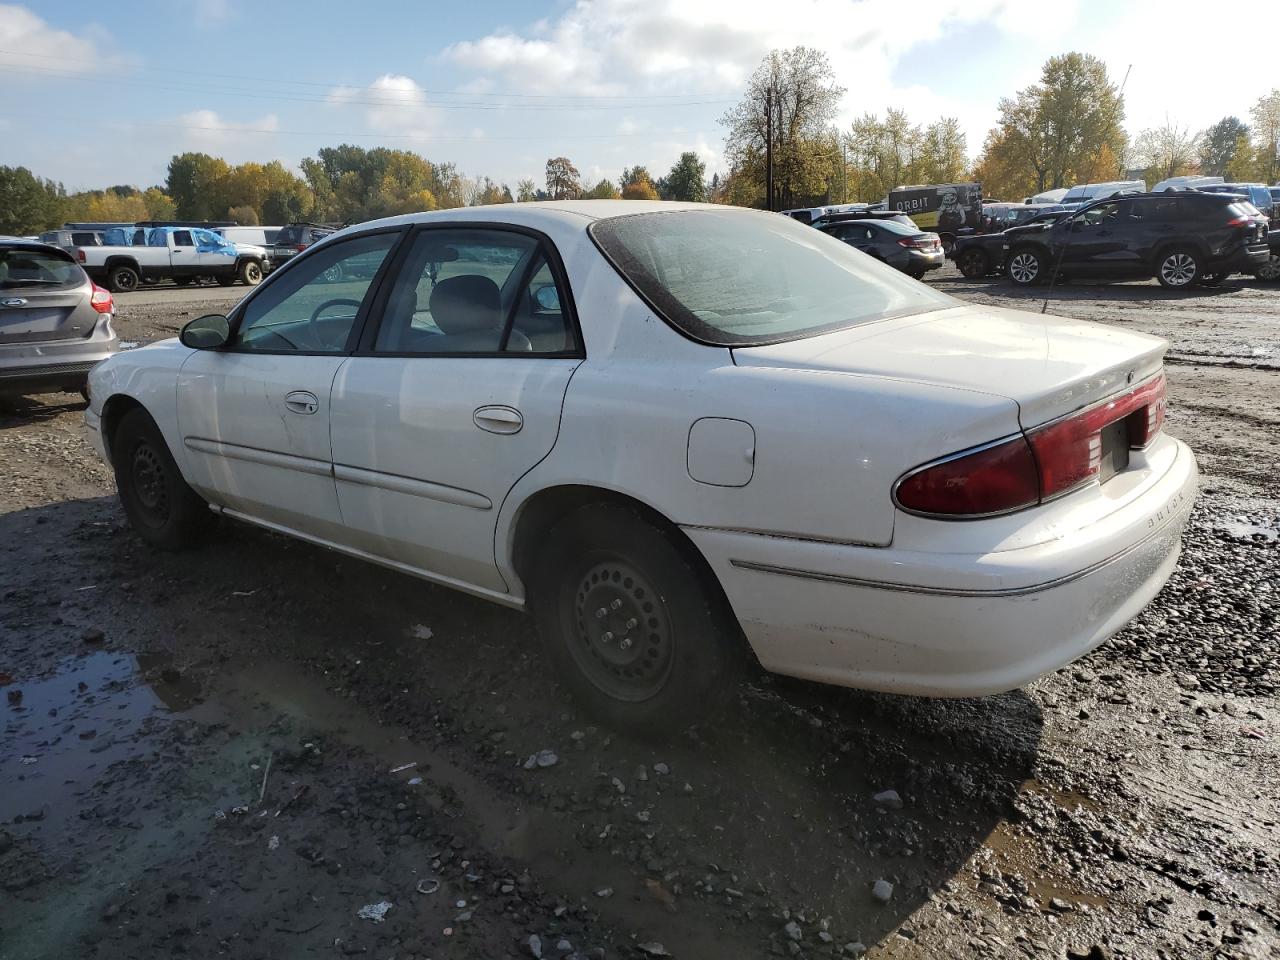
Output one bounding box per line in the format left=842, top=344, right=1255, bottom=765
left=1, top=269, right=1277, bottom=959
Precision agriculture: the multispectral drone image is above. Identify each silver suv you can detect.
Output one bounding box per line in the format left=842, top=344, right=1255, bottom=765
left=0, top=238, right=118, bottom=397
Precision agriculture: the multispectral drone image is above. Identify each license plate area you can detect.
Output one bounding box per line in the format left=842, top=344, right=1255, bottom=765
left=1098, top=418, right=1130, bottom=483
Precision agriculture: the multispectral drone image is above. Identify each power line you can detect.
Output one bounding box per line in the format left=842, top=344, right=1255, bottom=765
left=0, top=48, right=734, bottom=104
left=0, top=109, right=702, bottom=143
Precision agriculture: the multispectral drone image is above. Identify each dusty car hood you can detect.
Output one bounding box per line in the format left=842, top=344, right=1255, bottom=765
left=731, top=304, right=1167, bottom=429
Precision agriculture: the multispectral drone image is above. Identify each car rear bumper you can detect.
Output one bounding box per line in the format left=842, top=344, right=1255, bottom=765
left=685, top=436, right=1198, bottom=697
left=908, top=250, right=945, bottom=271
left=1207, top=245, right=1269, bottom=274
left=0, top=358, right=102, bottom=395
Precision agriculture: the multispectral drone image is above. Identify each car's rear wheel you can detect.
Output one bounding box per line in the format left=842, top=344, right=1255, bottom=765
left=239, top=261, right=264, bottom=285
left=174, top=277, right=193, bottom=287
left=107, top=265, right=140, bottom=292
left=1156, top=248, right=1200, bottom=288
left=530, top=503, right=740, bottom=737
left=112, top=408, right=215, bottom=550
left=216, top=275, right=236, bottom=287
left=957, top=247, right=990, bottom=279
left=1256, top=254, right=1280, bottom=282
left=1006, top=247, right=1044, bottom=286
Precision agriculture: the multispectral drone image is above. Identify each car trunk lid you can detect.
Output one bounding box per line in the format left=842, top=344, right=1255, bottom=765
left=731, top=304, right=1167, bottom=430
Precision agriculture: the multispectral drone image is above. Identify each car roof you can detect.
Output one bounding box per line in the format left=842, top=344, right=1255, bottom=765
left=328, top=200, right=740, bottom=240
left=0, top=236, right=74, bottom=257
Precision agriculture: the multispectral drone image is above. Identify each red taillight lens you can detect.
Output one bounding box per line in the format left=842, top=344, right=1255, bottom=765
left=1226, top=216, right=1251, bottom=227
left=897, top=237, right=939, bottom=249
left=1027, top=373, right=1166, bottom=499
left=295, top=243, right=307, bottom=252
left=77, top=249, right=86, bottom=262
left=895, top=436, right=1040, bottom=517
left=89, top=284, right=113, bottom=314
left=896, top=374, right=1167, bottom=517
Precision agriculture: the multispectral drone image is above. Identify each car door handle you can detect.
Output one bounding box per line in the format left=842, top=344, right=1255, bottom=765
left=473, top=405, right=523, bottom=435
left=284, top=390, right=319, bottom=415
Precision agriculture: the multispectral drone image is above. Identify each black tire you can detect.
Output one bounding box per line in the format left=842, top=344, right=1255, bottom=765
left=216, top=275, right=236, bottom=287
left=174, top=277, right=194, bottom=287
left=1257, top=254, right=1280, bottom=282
left=1005, top=246, right=1045, bottom=286
left=239, top=260, right=264, bottom=286
left=940, top=235, right=956, bottom=258
left=1156, top=247, right=1201, bottom=289
left=107, top=265, right=140, bottom=293
left=529, top=503, right=741, bottom=736
left=957, top=247, right=990, bottom=279
left=111, top=408, right=215, bottom=550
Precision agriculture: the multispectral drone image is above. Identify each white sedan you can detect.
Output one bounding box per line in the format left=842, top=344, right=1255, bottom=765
left=85, top=201, right=1197, bottom=733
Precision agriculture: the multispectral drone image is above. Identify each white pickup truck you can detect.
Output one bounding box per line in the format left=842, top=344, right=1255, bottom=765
left=75, top=226, right=269, bottom=292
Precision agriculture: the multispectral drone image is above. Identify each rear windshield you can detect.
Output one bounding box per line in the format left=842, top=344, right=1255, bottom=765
left=589, top=209, right=953, bottom=346
left=873, top=218, right=926, bottom=236
left=276, top=225, right=302, bottom=244
left=0, top=247, right=83, bottom=289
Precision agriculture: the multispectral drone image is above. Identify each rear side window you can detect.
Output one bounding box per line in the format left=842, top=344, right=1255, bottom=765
left=590, top=209, right=952, bottom=346
left=0, top=248, right=83, bottom=289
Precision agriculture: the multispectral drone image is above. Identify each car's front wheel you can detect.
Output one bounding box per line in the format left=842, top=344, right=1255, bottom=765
left=957, top=247, right=990, bottom=279
left=1156, top=247, right=1201, bottom=289
left=112, top=408, right=215, bottom=550
left=1006, top=247, right=1044, bottom=286
left=1256, top=254, right=1280, bottom=282
left=530, top=503, right=741, bottom=737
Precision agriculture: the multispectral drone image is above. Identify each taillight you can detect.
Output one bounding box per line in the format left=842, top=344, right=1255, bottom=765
left=89, top=284, right=113, bottom=314
left=895, top=436, right=1040, bottom=517
left=896, top=373, right=1167, bottom=517
left=1226, top=216, right=1251, bottom=227
left=295, top=243, right=307, bottom=252
left=77, top=249, right=86, bottom=262
left=897, top=237, right=938, bottom=249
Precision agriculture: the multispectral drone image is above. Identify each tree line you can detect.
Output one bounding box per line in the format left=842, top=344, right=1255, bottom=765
left=718, top=48, right=1279, bottom=209
left=0, top=147, right=712, bottom=235
left=3, top=49, right=1278, bottom=235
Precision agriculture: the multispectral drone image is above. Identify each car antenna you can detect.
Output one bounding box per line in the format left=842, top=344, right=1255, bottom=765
left=1041, top=241, right=1069, bottom=314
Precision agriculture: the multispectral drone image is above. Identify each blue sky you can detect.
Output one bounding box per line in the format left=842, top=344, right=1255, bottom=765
left=2, top=0, right=1275, bottom=193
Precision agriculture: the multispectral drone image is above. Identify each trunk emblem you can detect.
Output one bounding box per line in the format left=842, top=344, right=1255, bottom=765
left=1, top=297, right=28, bottom=307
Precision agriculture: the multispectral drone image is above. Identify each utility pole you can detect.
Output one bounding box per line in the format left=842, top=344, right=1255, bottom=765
left=765, top=86, right=774, bottom=211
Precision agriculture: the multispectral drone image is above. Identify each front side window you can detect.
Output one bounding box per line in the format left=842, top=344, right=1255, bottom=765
left=589, top=209, right=951, bottom=346
left=233, top=231, right=399, bottom=354
left=374, top=228, right=572, bottom=355
left=172, top=230, right=194, bottom=246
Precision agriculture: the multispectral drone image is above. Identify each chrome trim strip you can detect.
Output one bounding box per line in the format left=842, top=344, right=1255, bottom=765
left=729, top=514, right=1182, bottom=598
left=333, top=464, right=492, bottom=510
left=184, top=437, right=331, bottom=478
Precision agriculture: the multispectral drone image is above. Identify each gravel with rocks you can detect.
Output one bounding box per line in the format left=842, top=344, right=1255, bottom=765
left=1, top=276, right=1278, bottom=958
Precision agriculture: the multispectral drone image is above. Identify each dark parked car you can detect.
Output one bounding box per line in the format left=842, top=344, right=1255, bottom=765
left=810, top=210, right=920, bottom=231
left=0, top=237, right=118, bottom=397
left=952, top=211, right=1069, bottom=279
left=818, top=218, right=944, bottom=279
left=1003, top=193, right=1270, bottom=289
left=271, top=223, right=337, bottom=269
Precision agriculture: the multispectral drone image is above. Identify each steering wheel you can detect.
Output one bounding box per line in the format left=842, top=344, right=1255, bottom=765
left=309, top=298, right=362, bottom=324
left=308, top=297, right=363, bottom=349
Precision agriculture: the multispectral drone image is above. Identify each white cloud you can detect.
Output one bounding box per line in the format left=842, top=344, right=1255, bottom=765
left=327, top=74, right=444, bottom=142
left=0, top=4, right=110, bottom=74
left=176, top=109, right=280, bottom=149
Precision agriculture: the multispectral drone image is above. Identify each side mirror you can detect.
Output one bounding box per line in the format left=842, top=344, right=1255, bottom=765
left=180, top=314, right=231, bottom=350
left=533, top=284, right=561, bottom=312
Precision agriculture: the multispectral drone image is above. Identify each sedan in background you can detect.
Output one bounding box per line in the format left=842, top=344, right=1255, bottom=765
left=86, top=202, right=1196, bottom=734
left=818, top=217, right=944, bottom=278
left=1, top=237, right=117, bottom=397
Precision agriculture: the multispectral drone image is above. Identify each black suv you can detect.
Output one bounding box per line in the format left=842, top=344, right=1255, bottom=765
left=271, top=223, right=337, bottom=269
left=953, top=210, right=1068, bottom=278
left=1004, top=193, right=1270, bottom=289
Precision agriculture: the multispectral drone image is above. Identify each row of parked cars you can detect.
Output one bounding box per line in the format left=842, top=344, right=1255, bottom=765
left=36, top=221, right=338, bottom=292
left=788, top=179, right=1280, bottom=290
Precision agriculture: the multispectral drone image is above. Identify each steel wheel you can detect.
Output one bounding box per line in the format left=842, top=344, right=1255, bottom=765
left=570, top=560, right=674, bottom=702
left=1159, top=252, right=1197, bottom=287
left=130, top=441, right=170, bottom=526
left=1008, top=251, right=1040, bottom=284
